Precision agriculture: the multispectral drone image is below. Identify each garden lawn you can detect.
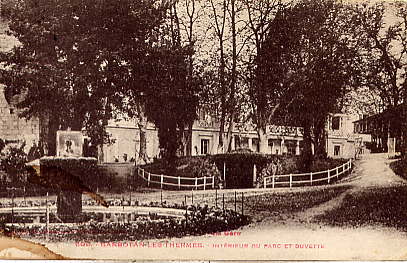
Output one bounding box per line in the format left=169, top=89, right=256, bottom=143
left=314, top=185, right=407, bottom=231
left=389, top=159, right=407, bottom=181
left=240, top=185, right=351, bottom=223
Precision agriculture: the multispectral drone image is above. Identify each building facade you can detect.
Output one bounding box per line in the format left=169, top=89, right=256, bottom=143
left=102, top=112, right=364, bottom=163
left=353, top=107, right=400, bottom=155
left=326, top=113, right=370, bottom=158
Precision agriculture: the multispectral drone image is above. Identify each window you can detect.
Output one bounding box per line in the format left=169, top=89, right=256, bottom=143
left=201, top=139, right=210, bottom=155
left=240, top=137, right=249, bottom=149
left=9, top=108, right=14, bottom=114
left=334, top=145, right=341, bottom=156
left=332, top=116, right=340, bottom=130
left=287, top=141, right=296, bottom=155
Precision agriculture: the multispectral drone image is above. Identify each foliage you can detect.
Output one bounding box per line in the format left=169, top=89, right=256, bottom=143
left=0, top=143, right=28, bottom=186
left=255, top=156, right=347, bottom=186
left=141, top=154, right=347, bottom=188
left=27, top=142, right=44, bottom=161
left=37, top=156, right=98, bottom=190
left=11, top=205, right=249, bottom=242
left=0, top=139, right=5, bottom=153
left=39, top=156, right=97, bottom=169
left=195, top=158, right=221, bottom=183
left=141, top=45, right=200, bottom=161
left=254, top=0, right=361, bottom=169
left=257, top=159, right=295, bottom=187
left=0, top=0, right=167, bottom=151
left=352, top=2, right=407, bottom=154
left=141, top=156, right=220, bottom=179
left=211, top=153, right=290, bottom=181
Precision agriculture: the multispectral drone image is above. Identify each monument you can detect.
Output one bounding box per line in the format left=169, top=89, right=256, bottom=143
left=49, top=131, right=86, bottom=221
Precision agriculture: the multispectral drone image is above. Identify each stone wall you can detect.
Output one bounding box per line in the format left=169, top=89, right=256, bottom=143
left=0, top=85, right=41, bottom=152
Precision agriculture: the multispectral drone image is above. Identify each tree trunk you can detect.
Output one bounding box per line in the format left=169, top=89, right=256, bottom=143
left=137, top=114, right=148, bottom=164
left=301, top=123, right=313, bottom=172
left=46, top=116, right=59, bottom=156
left=210, top=0, right=227, bottom=155
left=227, top=0, right=237, bottom=153
left=183, top=122, right=193, bottom=156
left=257, top=126, right=268, bottom=153
left=217, top=131, right=226, bottom=154
left=225, top=111, right=236, bottom=152
left=217, top=41, right=227, bottom=154
left=313, top=118, right=327, bottom=158
left=97, top=144, right=104, bottom=164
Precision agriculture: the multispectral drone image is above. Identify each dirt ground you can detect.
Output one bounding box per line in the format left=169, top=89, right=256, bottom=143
left=2, top=153, right=407, bottom=260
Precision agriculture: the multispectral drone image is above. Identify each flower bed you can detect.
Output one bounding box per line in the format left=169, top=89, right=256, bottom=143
left=9, top=205, right=249, bottom=242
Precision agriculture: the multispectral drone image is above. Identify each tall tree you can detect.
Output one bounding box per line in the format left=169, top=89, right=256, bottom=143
left=141, top=45, right=199, bottom=163
left=243, top=0, right=283, bottom=153
left=354, top=2, right=407, bottom=154
left=209, top=0, right=230, bottom=153
left=256, top=0, right=360, bottom=170
left=128, top=1, right=201, bottom=163
left=0, top=0, right=166, bottom=156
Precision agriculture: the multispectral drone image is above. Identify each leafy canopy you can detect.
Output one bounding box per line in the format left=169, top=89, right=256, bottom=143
left=0, top=0, right=166, bottom=145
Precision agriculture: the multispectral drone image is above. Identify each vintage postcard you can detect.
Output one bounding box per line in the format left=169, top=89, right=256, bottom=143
left=0, top=0, right=406, bottom=260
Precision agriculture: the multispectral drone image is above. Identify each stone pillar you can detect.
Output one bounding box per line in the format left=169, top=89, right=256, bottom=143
left=248, top=138, right=253, bottom=151
left=57, top=190, right=82, bottom=221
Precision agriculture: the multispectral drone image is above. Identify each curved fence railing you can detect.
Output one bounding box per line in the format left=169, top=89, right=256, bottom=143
left=263, top=159, right=352, bottom=188
left=136, top=167, right=215, bottom=190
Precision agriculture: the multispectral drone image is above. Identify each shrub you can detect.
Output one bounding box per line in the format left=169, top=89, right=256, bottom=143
left=37, top=156, right=99, bottom=191
left=39, top=156, right=97, bottom=176
left=311, top=157, right=347, bottom=172
left=39, top=156, right=98, bottom=170
left=0, top=143, right=28, bottom=187
left=141, top=156, right=221, bottom=180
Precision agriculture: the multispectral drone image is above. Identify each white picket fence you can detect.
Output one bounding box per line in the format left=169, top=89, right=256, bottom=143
left=263, top=159, right=352, bottom=188
left=136, top=167, right=215, bottom=190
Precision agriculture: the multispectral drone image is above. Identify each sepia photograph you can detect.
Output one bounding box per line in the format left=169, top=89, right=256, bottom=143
left=0, top=0, right=406, bottom=260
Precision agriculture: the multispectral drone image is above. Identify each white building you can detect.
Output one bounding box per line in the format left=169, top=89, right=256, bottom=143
left=326, top=113, right=371, bottom=158
left=101, top=112, right=364, bottom=163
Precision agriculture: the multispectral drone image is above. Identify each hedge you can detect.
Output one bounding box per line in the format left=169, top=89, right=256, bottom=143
left=37, top=156, right=98, bottom=191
